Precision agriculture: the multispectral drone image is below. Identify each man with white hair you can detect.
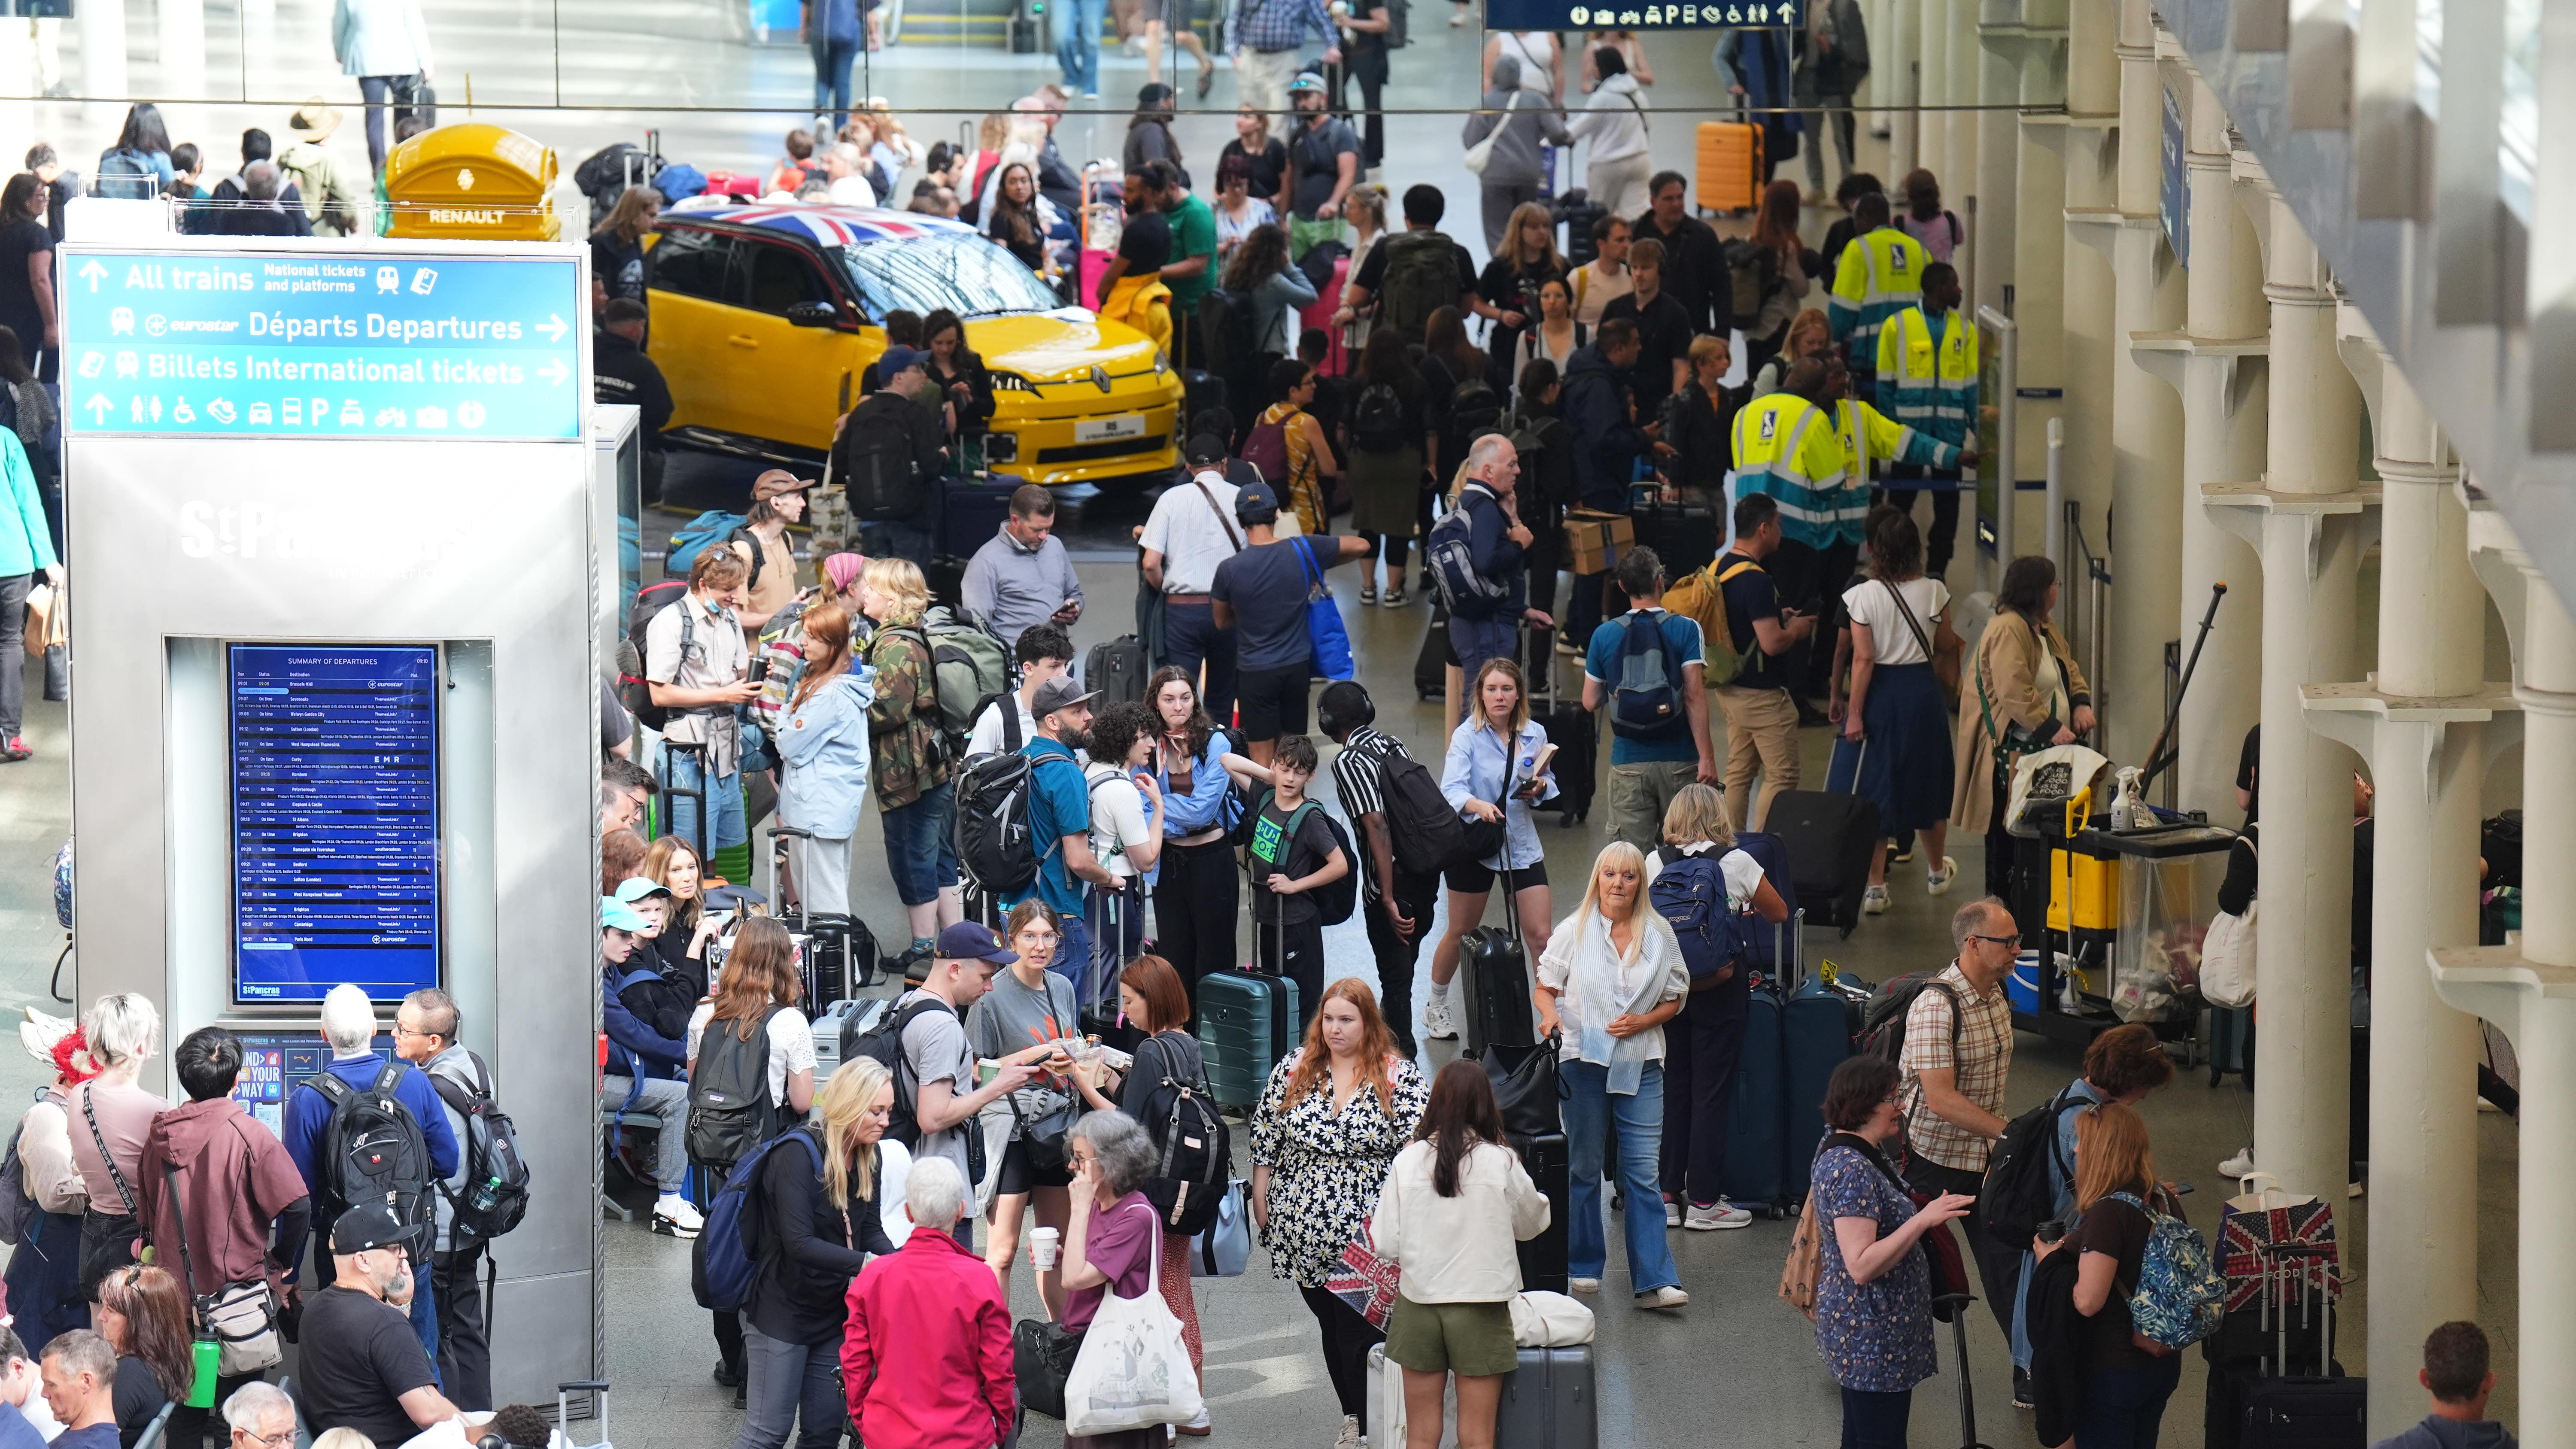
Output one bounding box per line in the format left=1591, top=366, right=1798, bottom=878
left=35, top=1332, right=115, bottom=1449
left=222, top=1382, right=294, bottom=1449
left=282, top=984, right=459, bottom=1377
left=0, top=1327, right=60, bottom=1444
left=1431, top=434, right=1553, bottom=719
left=823, top=142, right=877, bottom=207
left=839, top=1158, right=1015, bottom=1449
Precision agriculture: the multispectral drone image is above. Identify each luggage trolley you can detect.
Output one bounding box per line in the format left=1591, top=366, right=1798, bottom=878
left=2010, top=788, right=2238, bottom=1054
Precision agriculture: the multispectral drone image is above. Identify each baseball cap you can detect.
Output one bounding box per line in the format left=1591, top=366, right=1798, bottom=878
left=331, top=1202, right=414, bottom=1255
left=1185, top=433, right=1228, bottom=466
left=1235, top=479, right=1281, bottom=521
left=934, top=921, right=1018, bottom=966
left=752, top=469, right=816, bottom=501
left=1030, top=675, right=1099, bottom=719
left=601, top=895, right=648, bottom=932
left=1288, top=71, right=1329, bottom=94
left=880, top=345, right=928, bottom=378
left=614, top=877, right=672, bottom=904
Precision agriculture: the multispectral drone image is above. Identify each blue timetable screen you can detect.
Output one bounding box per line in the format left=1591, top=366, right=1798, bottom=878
left=230, top=645, right=441, bottom=1003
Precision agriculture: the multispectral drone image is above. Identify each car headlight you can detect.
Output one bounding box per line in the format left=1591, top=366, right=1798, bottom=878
left=984, top=432, right=1019, bottom=462
left=1153, top=349, right=1169, bottom=376
left=990, top=371, right=1040, bottom=393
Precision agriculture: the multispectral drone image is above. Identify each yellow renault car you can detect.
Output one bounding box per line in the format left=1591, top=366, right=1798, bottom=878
left=643, top=204, right=1183, bottom=486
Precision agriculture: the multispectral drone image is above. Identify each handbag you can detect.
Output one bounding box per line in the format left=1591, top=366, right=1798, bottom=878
left=1453, top=733, right=1513, bottom=863
left=76, top=1084, right=140, bottom=1294
left=1461, top=92, right=1525, bottom=176
left=1975, top=613, right=2060, bottom=798
left=2201, top=838, right=2258, bottom=1008
left=1778, top=1191, right=1823, bottom=1320
left=392, top=73, right=437, bottom=128
left=1012, top=1317, right=1083, bottom=1420
left=40, top=579, right=66, bottom=704
left=1061, top=1205, right=1203, bottom=1436
left=2216, top=1171, right=2338, bottom=1314
left=1190, top=1180, right=1250, bottom=1278
left=22, top=582, right=49, bottom=657
left=1294, top=536, right=1354, bottom=681
left=159, top=1162, right=283, bottom=1376
left=1482, top=1035, right=1560, bottom=1140
left=1507, top=1290, right=1595, bottom=1346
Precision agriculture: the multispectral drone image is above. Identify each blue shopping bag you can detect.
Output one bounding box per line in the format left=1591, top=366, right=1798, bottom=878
left=1295, top=535, right=1354, bottom=680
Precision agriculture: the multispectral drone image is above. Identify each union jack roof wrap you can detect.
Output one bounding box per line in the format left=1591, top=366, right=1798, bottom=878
left=713, top=204, right=978, bottom=248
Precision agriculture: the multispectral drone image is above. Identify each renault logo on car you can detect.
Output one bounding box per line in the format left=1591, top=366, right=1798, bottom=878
left=1091, top=366, right=1112, bottom=392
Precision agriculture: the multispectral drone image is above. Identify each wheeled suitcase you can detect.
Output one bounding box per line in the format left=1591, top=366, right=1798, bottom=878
left=1693, top=120, right=1765, bottom=215
left=2227, top=1247, right=2360, bottom=1449
left=1494, top=1344, right=1597, bottom=1449
left=1080, top=884, right=1146, bottom=1052
left=1195, top=967, right=1301, bottom=1109
left=1765, top=789, right=1883, bottom=936
left=939, top=477, right=1017, bottom=558
left=1732, top=830, right=1801, bottom=983
left=1722, top=973, right=1789, bottom=1215
left=1508, top=1130, right=1569, bottom=1296
left=1417, top=602, right=1456, bottom=701
left=1183, top=368, right=1228, bottom=434
left=1533, top=700, right=1596, bottom=826
left=1462, top=829, right=1539, bottom=1055
left=1780, top=911, right=1853, bottom=1198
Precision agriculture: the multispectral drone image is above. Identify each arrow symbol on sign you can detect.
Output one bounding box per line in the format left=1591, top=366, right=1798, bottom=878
left=83, top=395, right=110, bottom=422
left=78, top=259, right=106, bottom=293
left=539, top=359, right=570, bottom=386
left=538, top=313, right=568, bottom=342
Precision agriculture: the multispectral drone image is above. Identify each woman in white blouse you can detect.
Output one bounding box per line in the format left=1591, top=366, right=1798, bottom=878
left=1534, top=841, right=1689, bottom=1310
left=1837, top=506, right=1962, bottom=913
left=1372, top=1059, right=1549, bottom=1449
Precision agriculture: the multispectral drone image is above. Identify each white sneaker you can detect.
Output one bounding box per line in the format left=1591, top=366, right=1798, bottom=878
left=1422, top=996, right=1459, bottom=1040
left=1685, top=1200, right=1753, bottom=1231
left=653, top=1196, right=704, bottom=1237
left=1634, top=1285, right=1690, bottom=1310
left=1862, top=884, right=1891, bottom=915
left=2348, top=1180, right=2365, bottom=1199
left=1664, top=1198, right=1681, bottom=1228
left=1336, top=1413, right=1363, bottom=1448
left=1567, top=1276, right=1600, bottom=1294
left=2219, top=1147, right=2257, bottom=1179
left=1926, top=856, right=1959, bottom=896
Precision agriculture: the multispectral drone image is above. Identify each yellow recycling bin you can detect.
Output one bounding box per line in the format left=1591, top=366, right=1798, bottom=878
left=383, top=124, right=561, bottom=242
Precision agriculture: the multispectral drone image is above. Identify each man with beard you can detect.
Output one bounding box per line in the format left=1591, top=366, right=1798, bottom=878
left=1008, top=676, right=1116, bottom=984
left=297, top=1203, right=468, bottom=1445
left=1282, top=73, right=1360, bottom=261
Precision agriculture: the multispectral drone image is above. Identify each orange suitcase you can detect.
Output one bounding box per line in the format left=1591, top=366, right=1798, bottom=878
left=1695, top=120, right=1765, bottom=214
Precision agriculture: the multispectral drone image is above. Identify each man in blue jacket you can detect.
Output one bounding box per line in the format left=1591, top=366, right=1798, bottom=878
left=1437, top=434, right=1553, bottom=720
left=1560, top=317, right=1649, bottom=651
left=283, top=981, right=461, bottom=1376
left=596, top=894, right=700, bottom=1239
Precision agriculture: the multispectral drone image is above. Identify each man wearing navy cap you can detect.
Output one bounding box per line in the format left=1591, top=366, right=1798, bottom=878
left=895, top=923, right=1039, bottom=1241
left=297, top=1202, right=467, bottom=1447
left=1209, top=479, right=1370, bottom=765
left=834, top=343, right=951, bottom=563
left=597, top=894, right=700, bottom=1239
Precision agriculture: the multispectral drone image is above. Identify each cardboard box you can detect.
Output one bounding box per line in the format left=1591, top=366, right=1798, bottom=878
left=1564, top=508, right=1634, bottom=575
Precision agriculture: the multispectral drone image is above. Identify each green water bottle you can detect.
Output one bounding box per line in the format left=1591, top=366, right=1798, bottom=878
left=186, top=1338, right=218, bottom=1408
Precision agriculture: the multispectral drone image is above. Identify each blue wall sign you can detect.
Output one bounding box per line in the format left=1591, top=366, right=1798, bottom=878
left=1485, top=0, right=1794, bottom=30
left=60, top=248, right=584, bottom=441
left=2160, top=85, right=2190, bottom=267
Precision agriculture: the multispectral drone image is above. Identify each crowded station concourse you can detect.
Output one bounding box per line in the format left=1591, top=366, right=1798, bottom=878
left=0, top=0, right=2567, bottom=1443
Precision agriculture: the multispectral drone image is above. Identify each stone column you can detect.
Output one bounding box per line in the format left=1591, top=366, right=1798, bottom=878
left=1920, top=0, right=1950, bottom=191
left=1944, top=0, right=1980, bottom=214
left=1890, top=0, right=1923, bottom=179
left=79, top=0, right=127, bottom=106
left=1999, top=0, right=2067, bottom=560
left=2058, top=0, right=2118, bottom=625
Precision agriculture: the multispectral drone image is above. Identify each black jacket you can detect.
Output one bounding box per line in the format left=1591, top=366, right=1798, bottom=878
left=926, top=350, right=997, bottom=434
left=749, top=1125, right=899, bottom=1344
left=1629, top=210, right=1732, bottom=337
left=594, top=330, right=674, bottom=447
left=1663, top=379, right=1734, bottom=496
left=1561, top=344, right=1643, bottom=509
left=2026, top=1244, right=2085, bottom=1448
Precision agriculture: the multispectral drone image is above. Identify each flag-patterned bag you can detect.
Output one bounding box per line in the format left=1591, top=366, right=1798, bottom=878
left=1327, top=1213, right=1403, bottom=1329
left=2218, top=1172, right=2339, bottom=1313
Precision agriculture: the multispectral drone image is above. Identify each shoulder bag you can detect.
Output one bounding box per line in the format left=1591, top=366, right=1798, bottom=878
left=1975, top=613, right=2059, bottom=801
left=76, top=1084, right=142, bottom=1294
left=1294, top=536, right=1355, bottom=680
left=1882, top=579, right=1958, bottom=705
left=160, top=1159, right=283, bottom=1375
left=1462, top=92, right=1525, bottom=176
left=1063, top=1201, right=1202, bottom=1435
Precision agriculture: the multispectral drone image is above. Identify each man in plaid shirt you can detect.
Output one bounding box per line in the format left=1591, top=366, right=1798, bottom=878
left=1898, top=896, right=2022, bottom=1334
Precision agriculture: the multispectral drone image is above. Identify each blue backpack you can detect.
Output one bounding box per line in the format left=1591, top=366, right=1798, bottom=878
left=1649, top=851, right=1758, bottom=984
left=1611, top=610, right=1685, bottom=740
left=666, top=511, right=752, bottom=578
left=2105, top=1191, right=2226, bottom=1350
left=691, top=1130, right=823, bottom=1313
left=93, top=148, right=158, bottom=201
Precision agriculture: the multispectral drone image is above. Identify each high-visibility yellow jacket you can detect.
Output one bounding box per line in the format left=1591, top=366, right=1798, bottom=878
left=1828, top=225, right=1929, bottom=381
left=1874, top=304, right=1979, bottom=451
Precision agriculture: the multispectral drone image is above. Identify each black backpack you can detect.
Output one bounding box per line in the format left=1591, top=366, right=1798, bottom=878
left=955, top=748, right=1083, bottom=898
left=1449, top=375, right=1504, bottom=443
left=1977, top=1084, right=2084, bottom=1249
left=310, top=1062, right=434, bottom=1252
left=1197, top=289, right=1261, bottom=377
left=837, top=402, right=929, bottom=522
left=1722, top=237, right=1781, bottom=323
left=1856, top=971, right=1960, bottom=1066
left=1131, top=1033, right=1232, bottom=1236
left=686, top=1007, right=784, bottom=1169
left=620, top=580, right=692, bottom=731
left=850, top=994, right=959, bottom=1147
left=1373, top=747, right=1467, bottom=879
left=425, top=1054, right=532, bottom=1247
left=1243, top=791, right=1359, bottom=927
left=1352, top=380, right=1408, bottom=453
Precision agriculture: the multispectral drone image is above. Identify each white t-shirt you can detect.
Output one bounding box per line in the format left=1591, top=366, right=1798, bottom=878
left=1137, top=470, right=1245, bottom=595
left=1645, top=841, right=1768, bottom=911
left=875, top=1137, right=916, bottom=1247
left=686, top=1002, right=819, bottom=1108
left=966, top=693, right=1042, bottom=758
left=1841, top=577, right=1952, bottom=668
left=1084, top=762, right=1154, bottom=880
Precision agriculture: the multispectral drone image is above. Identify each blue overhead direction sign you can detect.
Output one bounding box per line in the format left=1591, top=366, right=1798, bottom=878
left=59, top=246, right=586, bottom=442
left=1485, top=0, right=1795, bottom=29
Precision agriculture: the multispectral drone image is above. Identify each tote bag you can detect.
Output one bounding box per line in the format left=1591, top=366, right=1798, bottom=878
left=1294, top=536, right=1355, bottom=681
left=2217, top=1171, right=2338, bottom=1313
left=1063, top=1205, right=1203, bottom=1436
left=1191, top=1180, right=1251, bottom=1278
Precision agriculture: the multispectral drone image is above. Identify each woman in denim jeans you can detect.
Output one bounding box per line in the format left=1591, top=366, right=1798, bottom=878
left=857, top=559, right=963, bottom=963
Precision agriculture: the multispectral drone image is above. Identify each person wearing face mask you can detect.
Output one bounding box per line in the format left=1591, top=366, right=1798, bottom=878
left=645, top=547, right=760, bottom=871
left=295, top=1204, right=467, bottom=1447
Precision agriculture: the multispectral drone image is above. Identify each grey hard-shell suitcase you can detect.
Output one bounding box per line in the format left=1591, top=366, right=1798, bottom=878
left=1494, top=1344, right=1597, bottom=1449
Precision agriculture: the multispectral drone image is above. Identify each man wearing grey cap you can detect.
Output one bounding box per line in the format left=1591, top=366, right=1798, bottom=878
left=1005, top=676, right=1120, bottom=979
left=1209, top=480, right=1369, bottom=765
left=834, top=344, right=950, bottom=563
left=1139, top=435, right=1245, bottom=720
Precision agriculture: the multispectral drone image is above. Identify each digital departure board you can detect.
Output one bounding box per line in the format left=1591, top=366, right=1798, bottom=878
left=231, top=645, right=441, bottom=1003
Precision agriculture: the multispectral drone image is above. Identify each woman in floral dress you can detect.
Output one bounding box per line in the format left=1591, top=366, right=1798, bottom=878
left=1250, top=978, right=1428, bottom=1449
left=1810, top=1054, right=1977, bottom=1449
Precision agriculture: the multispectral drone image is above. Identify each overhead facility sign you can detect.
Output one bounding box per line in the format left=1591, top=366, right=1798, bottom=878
left=1484, top=0, right=1795, bottom=29
left=59, top=246, right=584, bottom=441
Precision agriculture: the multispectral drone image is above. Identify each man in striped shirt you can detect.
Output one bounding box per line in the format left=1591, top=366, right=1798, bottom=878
left=1898, top=896, right=2023, bottom=1335
left=1321, top=681, right=1437, bottom=1057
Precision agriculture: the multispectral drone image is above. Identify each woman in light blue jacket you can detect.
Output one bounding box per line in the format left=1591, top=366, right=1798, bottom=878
left=0, top=426, right=58, bottom=762
left=331, top=0, right=434, bottom=169
left=778, top=602, right=875, bottom=920
left=1425, top=657, right=1558, bottom=1042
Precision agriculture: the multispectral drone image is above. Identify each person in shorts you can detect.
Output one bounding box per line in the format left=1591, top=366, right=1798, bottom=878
left=1245, top=734, right=1348, bottom=1033
left=1209, top=480, right=1369, bottom=767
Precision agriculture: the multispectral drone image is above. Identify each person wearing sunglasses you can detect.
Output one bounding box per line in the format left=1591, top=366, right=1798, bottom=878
left=1892, top=897, right=2025, bottom=1344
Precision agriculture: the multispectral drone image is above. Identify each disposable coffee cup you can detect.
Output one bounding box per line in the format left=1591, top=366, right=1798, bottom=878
left=1030, top=1227, right=1061, bottom=1270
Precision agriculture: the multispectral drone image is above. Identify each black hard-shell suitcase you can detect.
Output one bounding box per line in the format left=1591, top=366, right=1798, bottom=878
left=926, top=553, right=968, bottom=610
left=1417, top=602, right=1457, bottom=701
left=1493, top=1343, right=1596, bottom=1449
left=1508, top=1131, right=1569, bottom=1296
left=1534, top=702, right=1596, bottom=826
left=940, top=477, right=1018, bottom=557
left=1461, top=917, right=1536, bottom=1055
left=1764, top=789, right=1882, bottom=936
left=1183, top=368, right=1228, bottom=434
left=2210, top=1245, right=2356, bottom=1449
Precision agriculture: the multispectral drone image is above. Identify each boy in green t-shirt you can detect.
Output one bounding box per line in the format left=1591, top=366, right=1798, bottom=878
left=1248, top=734, right=1347, bottom=1032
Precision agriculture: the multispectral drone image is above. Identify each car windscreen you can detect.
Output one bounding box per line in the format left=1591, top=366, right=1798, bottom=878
left=832, top=234, right=1063, bottom=320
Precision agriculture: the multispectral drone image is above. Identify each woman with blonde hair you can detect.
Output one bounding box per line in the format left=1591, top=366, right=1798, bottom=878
left=1251, top=978, right=1429, bottom=1445
left=857, top=557, right=962, bottom=957
left=1534, top=842, right=1690, bottom=1308
left=1644, top=784, right=1787, bottom=1232
left=1333, top=186, right=1390, bottom=354
left=2031, top=1102, right=2186, bottom=1446
left=727, top=1055, right=901, bottom=1449
left=1753, top=307, right=1833, bottom=397
left=779, top=602, right=875, bottom=920
left=70, top=994, right=166, bottom=1296
left=591, top=186, right=660, bottom=303
left=1428, top=659, right=1558, bottom=1044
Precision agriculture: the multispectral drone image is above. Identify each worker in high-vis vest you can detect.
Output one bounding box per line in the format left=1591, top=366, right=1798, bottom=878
left=1729, top=355, right=1860, bottom=712
left=1874, top=259, right=1979, bottom=577
left=1826, top=189, right=1929, bottom=399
